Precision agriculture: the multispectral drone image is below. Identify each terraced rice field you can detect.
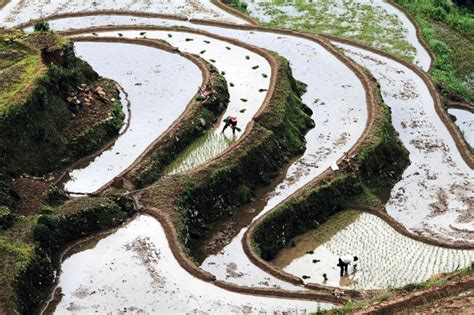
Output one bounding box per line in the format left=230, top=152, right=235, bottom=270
left=2, top=0, right=472, bottom=314
left=246, top=0, right=431, bottom=68
left=63, top=41, right=202, bottom=194
left=75, top=29, right=271, bottom=174
left=274, top=211, right=474, bottom=290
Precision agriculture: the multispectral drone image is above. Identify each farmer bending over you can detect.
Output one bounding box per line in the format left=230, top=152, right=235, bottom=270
left=221, top=116, right=238, bottom=135
left=337, top=255, right=358, bottom=277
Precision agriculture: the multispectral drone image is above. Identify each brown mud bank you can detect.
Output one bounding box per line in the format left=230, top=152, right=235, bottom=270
left=245, top=71, right=410, bottom=293
left=0, top=36, right=232, bottom=314
left=351, top=268, right=474, bottom=315
left=0, top=29, right=126, bottom=221
left=62, top=36, right=230, bottom=193
left=1, top=194, right=137, bottom=314
left=136, top=51, right=335, bottom=301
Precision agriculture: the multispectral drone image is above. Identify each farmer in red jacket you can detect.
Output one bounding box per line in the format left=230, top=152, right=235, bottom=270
left=221, top=116, right=238, bottom=135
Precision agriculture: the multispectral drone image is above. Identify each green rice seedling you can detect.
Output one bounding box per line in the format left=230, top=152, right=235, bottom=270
left=118, top=33, right=123, bottom=37
left=185, top=38, right=194, bottom=42
left=262, top=74, right=268, bottom=78
left=245, top=55, right=250, bottom=60
left=200, top=50, right=206, bottom=54
left=252, top=65, right=259, bottom=70
left=258, top=88, right=267, bottom=92
left=229, top=83, right=234, bottom=87
left=277, top=211, right=474, bottom=290
left=226, top=46, right=231, bottom=50
left=139, top=32, right=146, bottom=36
left=239, top=109, right=246, bottom=113
left=168, top=34, right=172, bottom=38
left=204, top=40, right=210, bottom=44
left=165, top=133, right=232, bottom=175
left=221, top=71, right=225, bottom=75
left=92, top=32, right=98, bottom=36
left=209, top=59, right=216, bottom=63
left=240, top=98, right=248, bottom=102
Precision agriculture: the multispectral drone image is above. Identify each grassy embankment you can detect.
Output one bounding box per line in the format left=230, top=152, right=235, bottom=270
left=322, top=265, right=473, bottom=314
left=221, top=0, right=248, bottom=13
left=249, top=0, right=416, bottom=62
left=251, top=73, right=410, bottom=261
left=141, top=54, right=314, bottom=261
left=395, top=0, right=473, bottom=104
left=0, top=26, right=131, bottom=314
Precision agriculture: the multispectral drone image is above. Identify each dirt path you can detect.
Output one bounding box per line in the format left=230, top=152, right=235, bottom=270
left=398, top=290, right=474, bottom=315
left=354, top=273, right=474, bottom=314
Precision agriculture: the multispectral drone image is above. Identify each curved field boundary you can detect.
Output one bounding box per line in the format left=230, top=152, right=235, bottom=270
left=353, top=273, right=474, bottom=314
left=42, top=18, right=383, bottom=300
left=56, top=36, right=211, bottom=195
left=212, top=0, right=436, bottom=72
left=211, top=1, right=472, bottom=161
left=120, top=21, right=382, bottom=300
left=322, top=33, right=474, bottom=169
left=16, top=10, right=188, bottom=29
left=210, top=0, right=258, bottom=25
left=446, top=102, right=474, bottom=113
left=242, top=35, right=474, bottom=294
left=52, top=82, right=132, bottom=187
left=385, top=0, right=436, bottom=72
left=61, top=27, right=281, bottom=195
left=241, top=36, right=474, bottom=295
left=19, top=9, right=473, bottom=298
left=143, top=207, right=343, bottom=304
left=0, top=0, right=10, bottom=11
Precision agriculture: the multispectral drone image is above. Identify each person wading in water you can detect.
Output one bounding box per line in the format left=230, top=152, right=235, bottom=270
left=337, top=255, right=358, bottom=277
left=221, top=116, right=238, bottom=135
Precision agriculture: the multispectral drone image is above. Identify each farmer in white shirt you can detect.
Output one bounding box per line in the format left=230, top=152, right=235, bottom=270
left=338, top=255, right=358, bottom=277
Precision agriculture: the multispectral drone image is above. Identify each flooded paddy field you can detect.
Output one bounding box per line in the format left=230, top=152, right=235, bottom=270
left=77, top=29, right=270, bottom=174
left=0, top=0, right=244, bottom=26
left=336, top=43, right=473, bottom=245
left=62, top=41, right=202, bottom=194
left=44, top=215, right=333, bottom=314
left=273, top=210, right=474, bottom=290
left=2, top=1, right=473, bottom=314
left=246, top=0, right=431, bottom=69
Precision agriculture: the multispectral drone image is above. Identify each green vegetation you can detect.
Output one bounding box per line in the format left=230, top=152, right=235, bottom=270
left=252, top=83, right=410, bottom=260
left=0, top=30, right=46, bottom=114
left=142, top=55, right=313, bottom=260
left=164, top=132, right=233, bottom=176
left=0, top=29, right=125, bottom=178
left=0, top=196, right=136, bottom=314
left=131, top=67, right=230, bottom=187
left=249, top=0, right=416, bottom=62
left=0, top=28, right=130, bottom=314
left=222, top=0, right=248, bottom=13
left=396, top=0, right=474, bottom=103
left=322, top=265, right=474, bottom=314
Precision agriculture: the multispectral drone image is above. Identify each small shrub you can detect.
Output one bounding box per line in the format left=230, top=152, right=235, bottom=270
left=33, top=21, right=50, bottom=32
left=0, top=206, right=15, bottom=229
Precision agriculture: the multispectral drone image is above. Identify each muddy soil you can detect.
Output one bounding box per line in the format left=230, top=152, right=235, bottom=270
left=11, top=177, right=49, bottom=215
left=397, top=290, right=474, bottom=315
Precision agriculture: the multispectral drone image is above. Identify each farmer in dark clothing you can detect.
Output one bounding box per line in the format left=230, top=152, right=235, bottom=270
left=338, top=255, right=358, bottom=277
left=221, top=116, right=238, bottom=135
